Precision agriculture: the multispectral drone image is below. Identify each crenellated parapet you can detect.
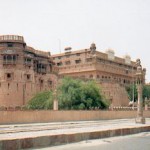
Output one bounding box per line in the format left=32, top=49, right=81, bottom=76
left=0, top=35, right=25, bottom=43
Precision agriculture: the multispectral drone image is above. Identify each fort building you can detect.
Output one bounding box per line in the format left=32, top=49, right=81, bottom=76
left=0, top=35, right=58, bottom=107
left=0, top=35, right=146, bottom=108
left=52, top=43, right=146, bottom=106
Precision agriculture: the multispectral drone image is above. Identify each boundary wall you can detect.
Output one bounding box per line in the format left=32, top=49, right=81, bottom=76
left=0, top=110, right=150, bottom=124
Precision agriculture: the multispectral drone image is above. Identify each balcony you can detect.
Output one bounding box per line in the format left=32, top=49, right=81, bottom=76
left=37, top=68, right=47, bottom=74
left=3, top=60, right=16, bottom=65
left=24, top=61, right=32, bottom=66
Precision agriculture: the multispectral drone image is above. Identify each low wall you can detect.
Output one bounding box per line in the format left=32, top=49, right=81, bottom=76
left=0, top=110, right=150, bottom=124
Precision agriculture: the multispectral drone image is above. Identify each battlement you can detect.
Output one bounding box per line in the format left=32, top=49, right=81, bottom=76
left=0, top=35, right=25, bottom=43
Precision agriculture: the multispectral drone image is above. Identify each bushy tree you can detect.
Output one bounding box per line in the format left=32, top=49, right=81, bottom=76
left=126, top=84, right=150, bottom=101
left=143, top=85, right=150, bottom=100
left=26, top=91, right=53, bottom=110
left=57, top=77, right=109, bottom=110
left=26, top=77, right=109, bottom=110
left=126, top=84, right=137, bottom=102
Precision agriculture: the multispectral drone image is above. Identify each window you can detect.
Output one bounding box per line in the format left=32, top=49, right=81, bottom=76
left=49, top=64, right=52, bottom=72
left=8, top=83, right=10, bottom=89
left=86, top=58, right=92, bottom=62
left=39, top=79, right=44, bottom=91
left=125, top=69, right=129, bottom=74
left=65, top=61, right=71, bottom=65
left=24, top=58, right=32, bottom=65
left=48, top=80, right=52, bottom=86
left=7, top=43, right=13, bottom=47
left=124, top=79, right=126, bottom=83
left=6, top=73, right=13, bottom=80
left=27, top=74, right=31, bottom=80
left=7, top=73, right=11, bottom=79
left=75, top=59, right=81, bottom=64
left=37, top=64, right=47, bottom=73
left=3, top=55, right=17, bottom=64
left=76, top=53, right=80, bottom=56
left=57, top=62, right=62, bottom=66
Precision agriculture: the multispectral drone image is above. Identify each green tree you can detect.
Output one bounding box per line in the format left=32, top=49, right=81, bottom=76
left=143, top=85, right=150, bottom=100
left=57, top=77, right=109, bottom=110
left=126, top=84, right=137, bottom=102
left=26, top=91, right=53, bottom=110
left=126, top=84, right=150, bottom=101
left=26, top=77, right=109, bottom=110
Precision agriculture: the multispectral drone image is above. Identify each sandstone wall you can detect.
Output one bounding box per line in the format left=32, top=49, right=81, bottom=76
left=0, top=110, right=150, bottom=124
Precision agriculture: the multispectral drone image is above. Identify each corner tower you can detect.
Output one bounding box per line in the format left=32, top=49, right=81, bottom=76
left=0, top=35, right=58, bottom=107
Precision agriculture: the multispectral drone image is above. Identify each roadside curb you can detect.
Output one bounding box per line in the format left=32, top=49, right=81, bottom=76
left=0, top=125, right=150, bottom=150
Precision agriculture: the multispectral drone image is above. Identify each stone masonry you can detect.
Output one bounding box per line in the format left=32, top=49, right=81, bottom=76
left=52, top=43, right=145, bottom=106
left=0, top=35, right=58, bottom=107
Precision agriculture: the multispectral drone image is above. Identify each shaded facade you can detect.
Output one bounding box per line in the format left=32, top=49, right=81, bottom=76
left=52, top=43, right=144, bottom=106
left=0, top=35, right=58, bottom=107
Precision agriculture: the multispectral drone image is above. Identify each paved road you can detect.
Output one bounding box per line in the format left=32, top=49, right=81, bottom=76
left=0, top=119, right=150, bottom=140
left=36, top=132, right=150, bottom=150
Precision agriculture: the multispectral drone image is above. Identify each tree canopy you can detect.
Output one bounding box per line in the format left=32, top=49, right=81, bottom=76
left=57, top=77, right=109, bottom=110
left=26, top=77, right=109, bottom=110
left=126, top=84, right=150, bottom=101
left=26, top=91, right=53, bottom=110
left=126, top=84, right=137, bottom=102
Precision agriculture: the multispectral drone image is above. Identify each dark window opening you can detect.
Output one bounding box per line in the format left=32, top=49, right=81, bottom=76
left=7, top=55, right=12, bottom=61
left=48, top=80, right=52, bottom=86
left=17, top=83, right=18, bottom=91
left=37, top=64, right=47, bottom=73
left=49, top=64, right=52, bottom=72
left=3, top=55, right=17, bottom=64
left=57, top=62, right=62, bottom=66
left=75, top=59, right=81, bottom=64
left=39, top=79, right=44, bottom=91
left=124, top=79, right=126, bottom=83
left=7, top=73, right=11, bottom=79
left=24, top=58, right=32, bottom=65
left=7, top=43, right=13, bottom=47
left=27, top=74, right=31, bottom=80
left=126, top=69, right=129, bottom=74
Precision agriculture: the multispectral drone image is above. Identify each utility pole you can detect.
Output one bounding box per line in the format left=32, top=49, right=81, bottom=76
left=58, top=39, right=61, bottom=54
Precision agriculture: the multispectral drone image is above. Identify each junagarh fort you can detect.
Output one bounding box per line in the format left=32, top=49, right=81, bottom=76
left=0, top=35, right=146, bottom=107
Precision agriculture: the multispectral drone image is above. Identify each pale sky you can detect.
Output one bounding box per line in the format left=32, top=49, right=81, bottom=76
left=0, top=0, right=150, bottom=82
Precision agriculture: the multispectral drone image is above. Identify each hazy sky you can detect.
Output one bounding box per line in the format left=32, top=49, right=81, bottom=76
left=0, top=0, right=150, bottom=82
